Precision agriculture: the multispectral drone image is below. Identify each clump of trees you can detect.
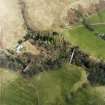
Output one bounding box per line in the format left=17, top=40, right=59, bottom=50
left=20, top=37, right=105, bottom=84
left=23, top=28, right=58, bottom=43
left=96, top=32, right=105, bottom=40
left=0, top=50, right=24, bottom=71
left=70, top=47, right=105, bottom=85
left=0, top=29, right=70, bottom=77
left=19, top=37, right=71, bottom=76
left=1, top=28, right=105, bottom=85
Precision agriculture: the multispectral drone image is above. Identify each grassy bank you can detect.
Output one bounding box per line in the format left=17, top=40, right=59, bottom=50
left=0, top=64, right=105, bottom=105
left=0, top=64, right=81, bottom=105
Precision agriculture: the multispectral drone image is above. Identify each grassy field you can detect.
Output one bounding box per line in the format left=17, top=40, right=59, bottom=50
left=0, top=64, right=105, bottom=105
left=88, top=10, right=105, bottom=24
left=0, top=64, right=82, bottom=105
left=64, top=24, right=105, bottom=59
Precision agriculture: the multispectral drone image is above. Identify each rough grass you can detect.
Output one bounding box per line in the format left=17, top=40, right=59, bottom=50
left=0, top=64, right=81, bottom=105
left=64, top=24, right=105, bottom=59
left=88, top=10, right=105, bottom=24
left=0, top=68, right=18, bottom=86
left=68, top=86, right=105, bottom=105
left=0, top=64, right=105, bottom=105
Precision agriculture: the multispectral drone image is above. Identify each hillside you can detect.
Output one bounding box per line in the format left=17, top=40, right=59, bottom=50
left=1, top=64, right=105, bottom=105
left=1, top=0, right=105, bottom=105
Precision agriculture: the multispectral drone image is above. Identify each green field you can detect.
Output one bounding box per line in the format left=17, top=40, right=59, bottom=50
left=0, top=64, right=105, bottom=105
left=88, top=10, right=105, bottom=24
left=63, top=10, right=105, bottom=59
left=64, top=24, right=105, bottom=59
